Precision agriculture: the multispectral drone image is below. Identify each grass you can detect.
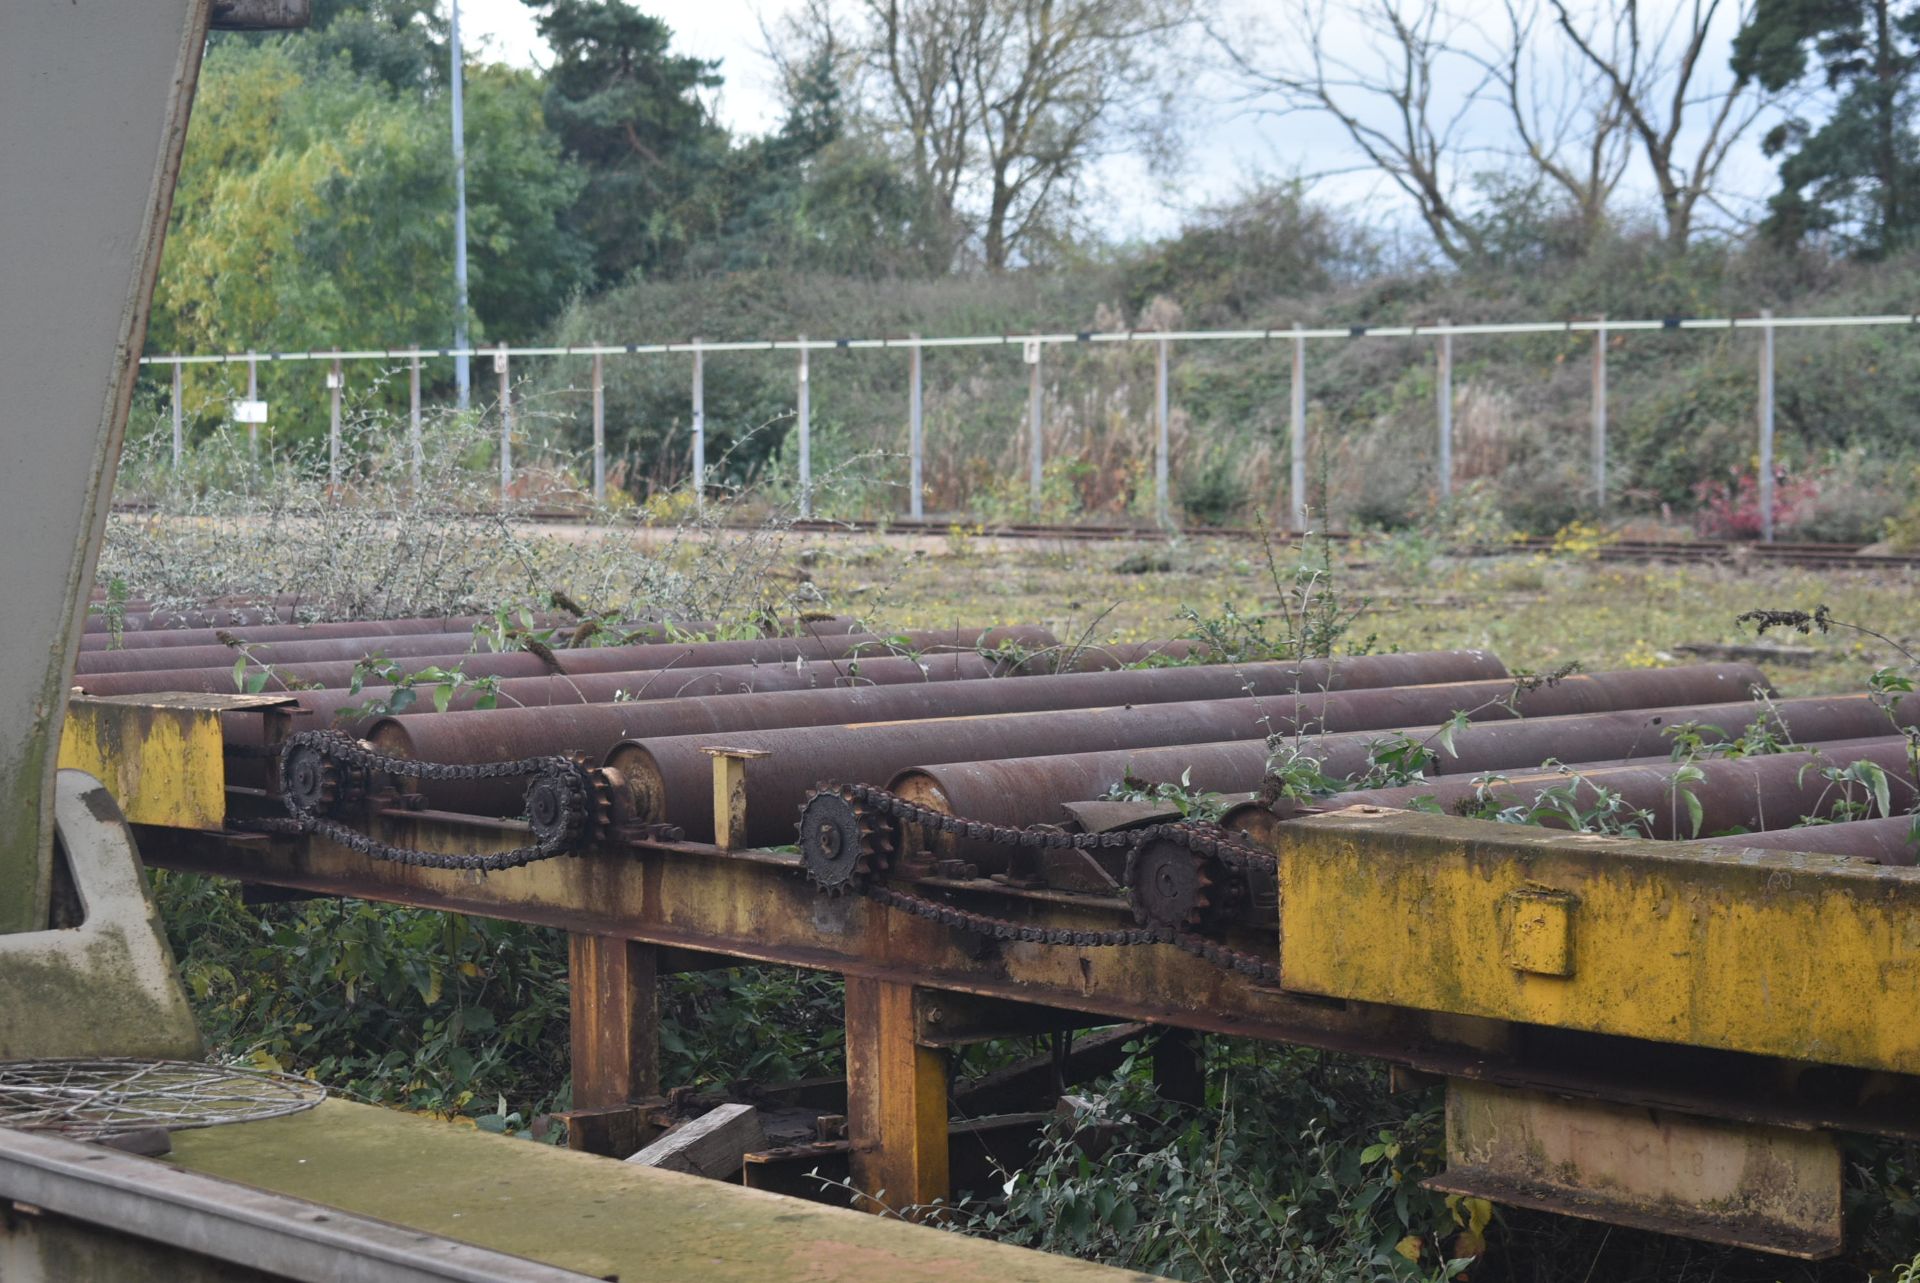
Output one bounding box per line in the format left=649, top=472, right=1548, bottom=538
left=714, top=528, right=1920, bottom=697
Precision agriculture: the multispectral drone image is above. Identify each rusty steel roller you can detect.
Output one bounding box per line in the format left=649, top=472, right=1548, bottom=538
left=602, top=663, right=1767, bottom=849
left=74, top=616, right=720, bottom=673
left=605, top=699, right=1289, bottom=848
left=1260, top=690, right=1916, bottom=785
left=81, top=604, right=300, bottom=633
left=216, top=654, right=1007, bottom=787
left=78, top=630, right=505, bottom=674
left=1692, top=815, right=1918, bottom=865
left=72, top=626, right=1055, bottom=698
left=885, top=665, right=1777, bottom=845
left=77, top=613, right=547, bottom=652
left=358, top=649, right=1511, bottom=815
left=1318, top=736, right=1920, bottom=838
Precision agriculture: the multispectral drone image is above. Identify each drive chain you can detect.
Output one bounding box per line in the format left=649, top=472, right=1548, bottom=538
left=824, top=781, right=1279, bottom=981
left=237, top=729, right=593, bottom=872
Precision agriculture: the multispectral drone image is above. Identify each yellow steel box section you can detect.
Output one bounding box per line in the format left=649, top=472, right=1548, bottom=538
left=58, top=693, right=289, bottom=829
left=1276, top=807, right=1920, bottom=1076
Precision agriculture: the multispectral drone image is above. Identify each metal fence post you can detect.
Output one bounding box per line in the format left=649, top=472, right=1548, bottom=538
left=408, top=352, right=422, bottom=487
left=170, top=361, right=183, bottom=469
left=246, top=352, right=258, bottom=460
left=796, top=337, right=811, bottom=519
left=1759, top=307, right=1776, bottom=543
left=1436, top=319, right=1453, bottom=500
left=1155, top=337, right=1170, bottom=526
left=908, top=333, right=924, bottom=521
left=691, top=340, right=705, bottom=514
left=497, top=341, right=511, bottom=501
left=591, top=351, right=605, bottom=504
left=327, top=356, right=342, bottom=490
left=1591, top=316, right=1607, bottom=508
left=1290, top=323, right=1306, bottom=531
left=1026, top=339, right=1043, bottom=509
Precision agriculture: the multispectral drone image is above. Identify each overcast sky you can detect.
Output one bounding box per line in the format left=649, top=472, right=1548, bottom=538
left=451, top=0, right=1782, bottom=246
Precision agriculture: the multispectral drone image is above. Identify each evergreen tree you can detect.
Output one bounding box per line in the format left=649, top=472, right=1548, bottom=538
left=1734, top=0, right=1920, bottom=254
left=527, top=0, right=729, bottom=285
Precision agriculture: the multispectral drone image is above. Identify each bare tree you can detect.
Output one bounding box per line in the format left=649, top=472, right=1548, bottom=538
left=1472, top=0, right=1632, bottom=247
left=1548, top=0, right=1770, bottom=247
left=1211, top=0, right=1496, bottom=265
left=773, top=0, right=1193, bottom=270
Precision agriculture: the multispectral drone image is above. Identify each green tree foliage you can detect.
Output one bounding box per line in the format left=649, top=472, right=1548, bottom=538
left=151, top=32, right=586, bottom=439
left=1734, top=0, right=1920, bottom=254
left=529, top=0, right=729, bottom=285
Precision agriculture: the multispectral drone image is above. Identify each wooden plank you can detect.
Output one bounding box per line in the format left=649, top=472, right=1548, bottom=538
left=626, top=1103, right=766, bottom=1179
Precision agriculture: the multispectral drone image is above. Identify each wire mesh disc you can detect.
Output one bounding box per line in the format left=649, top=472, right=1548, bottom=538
left=0, top=1058, right=325, bottom=1139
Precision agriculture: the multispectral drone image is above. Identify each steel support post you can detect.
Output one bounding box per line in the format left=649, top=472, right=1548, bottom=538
left=1591, top=317, right=1608, bottom=507
left=908, top=334, right=924, bottom=521
left=327, top=356, right=342, bottom=491
left=591, top=351, right=605, bottom=504
left=691, top=340, right=704, bottom=513
left=170, top=361, right=183, bottom=469
left=1759, top=308, right=1776, bottom=543
left=844, top=976, right=950, bottom=1216
left=1154, top=337, right=1170, bottom=527
left=797, top=339, right=811, bottom=519
left=1027, top=341, right=1043, bottom=510
left=408, top=351, right=422, bottom=488
left=497, top=342, right=511, bottom=501
left=1290, top=323, right=1306, bottom=531
left=1436, top=321, right=1453, bottom=500
left=246, top=352, right=259, bottom=461
left=567, top=934, right=659, bottom=1110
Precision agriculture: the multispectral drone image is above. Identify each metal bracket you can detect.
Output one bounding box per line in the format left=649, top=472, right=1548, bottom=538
left=1429, top=1078, right=1843, bottom=1260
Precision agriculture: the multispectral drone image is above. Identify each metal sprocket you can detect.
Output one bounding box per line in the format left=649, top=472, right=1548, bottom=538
left=797, top=787, right=893, bottom=893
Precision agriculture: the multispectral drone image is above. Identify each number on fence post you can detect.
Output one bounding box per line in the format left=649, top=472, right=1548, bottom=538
left=170, top=361, right=183, bottom=470
left=1436, top=319, right=1453, bottom=500
left=797, top=337, right=811, bottom=519
left=327, top=356, right=343, bottom=491
left=591, top=351, right=605, bottom=504
left=1591, top=316, right=1607, bottom=508
left=1290, top=323, right=1307, bottom=532
left=691, top=340, right=704, bottom=515
left=495, top=342, right=511, bottom=501
left=1025, top=338, right=1043, bottom=510
left=1758, top=307, right=1776, bottom=543
left=1155, top=337, right=1170, bottom=527
left=909, top=334, right=924, bottom=521
left=409, top=352, right=422, bottom=488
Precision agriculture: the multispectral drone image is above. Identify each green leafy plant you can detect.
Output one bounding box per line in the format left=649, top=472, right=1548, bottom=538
left=1175, top=532, right=1376, bottom=665
left=1102, top=768, right=1230, bottom=822
left=339, top=656, right=508, bottom=718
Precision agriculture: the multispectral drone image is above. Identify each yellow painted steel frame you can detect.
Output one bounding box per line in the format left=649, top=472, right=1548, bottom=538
left=76, top=697, right=1920, bottom=1255
left=58, top=693, right=290, bottom=830
left=1279, top=806, right=1920, bottom=1076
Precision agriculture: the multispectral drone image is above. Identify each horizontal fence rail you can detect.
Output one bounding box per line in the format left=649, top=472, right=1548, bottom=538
left=137, top=311, right=1920, bottom=538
